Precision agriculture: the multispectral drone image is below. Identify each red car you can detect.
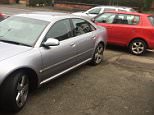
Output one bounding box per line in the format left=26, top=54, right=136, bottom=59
left=94, top=11, right=154, bottom=55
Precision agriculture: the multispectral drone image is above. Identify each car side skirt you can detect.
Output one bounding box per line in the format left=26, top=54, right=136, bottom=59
left=40, top=58, right=92, bottom=85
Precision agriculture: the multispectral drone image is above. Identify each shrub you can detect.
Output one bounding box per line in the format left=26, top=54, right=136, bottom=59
left=29, top=0, right=51, bottom=6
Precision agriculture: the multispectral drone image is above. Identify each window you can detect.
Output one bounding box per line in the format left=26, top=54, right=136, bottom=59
left=118, top=9, right=127, bottom=12
left=88, top=8, right=101, bottom=14
left=104, top=8, right=116, bottom=12
left=148, top=16, right=154, bottom=26
left=72, top=19, right=94, bottom=36
left=46, top=19, right=72, bottom=41
left=113, top=14, right=140, bottom=25
left=95, top=13, right=116, bottom=24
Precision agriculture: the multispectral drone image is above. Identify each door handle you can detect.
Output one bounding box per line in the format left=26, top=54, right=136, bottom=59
left=70, top=43, right=76, bottom=47
left=91, top=36, right=96, bottom=40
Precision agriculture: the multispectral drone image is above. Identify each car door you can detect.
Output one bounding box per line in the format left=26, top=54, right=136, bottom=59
left=39, top=19, right=77, bottom=81
left=107, top=14, right=141, bottom=45
left=71, top=18, right=96, bottom=64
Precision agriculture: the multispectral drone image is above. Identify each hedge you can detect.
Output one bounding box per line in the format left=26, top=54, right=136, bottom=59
left=29, top=0, right=51, bottom=6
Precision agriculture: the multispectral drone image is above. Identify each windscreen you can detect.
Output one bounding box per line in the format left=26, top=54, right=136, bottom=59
left=0, top=16, right=49, bottom=46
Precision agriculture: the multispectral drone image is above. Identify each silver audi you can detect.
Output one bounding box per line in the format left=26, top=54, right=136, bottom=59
left=0, top=12, right=107, bottom=112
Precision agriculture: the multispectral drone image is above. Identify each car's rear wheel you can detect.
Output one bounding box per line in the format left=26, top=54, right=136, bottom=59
left=90, top=43, right=104, bottom=65
left=0, top=71, right=29, bottom=112
left=129, top=39, right=147, bottom=55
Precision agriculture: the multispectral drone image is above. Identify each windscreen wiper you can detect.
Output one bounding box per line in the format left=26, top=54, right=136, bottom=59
left=0, top=39, right=31, bottom=47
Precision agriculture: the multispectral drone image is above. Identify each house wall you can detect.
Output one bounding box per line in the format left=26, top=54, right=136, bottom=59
left=151, top=1, right=154, bottom=9
left=54, top=2, right=95, bottom=11
left=0, top=0, right=26, bottom=4
left=0, top=0, right=15, bottom=3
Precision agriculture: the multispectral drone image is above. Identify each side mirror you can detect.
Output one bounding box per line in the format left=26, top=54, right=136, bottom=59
left=91, top=18, right=95, bottom=23
left=86, top=12, right=89, bottom=15
left=43, top=38, right=60, bottom=47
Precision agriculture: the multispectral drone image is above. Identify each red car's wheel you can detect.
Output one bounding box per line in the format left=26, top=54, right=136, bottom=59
left=129, top=39, right=147, bottom=55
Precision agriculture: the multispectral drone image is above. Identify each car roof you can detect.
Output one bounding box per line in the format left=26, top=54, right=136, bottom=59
left=94, top=5, right=133, bottom=9
left=103, top=11, right=152, bottom=16
left=15, top=12, right=81, bottom=22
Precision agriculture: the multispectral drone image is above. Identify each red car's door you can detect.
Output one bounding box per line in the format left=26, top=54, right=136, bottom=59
left=106, top=24, right=138, bottom=46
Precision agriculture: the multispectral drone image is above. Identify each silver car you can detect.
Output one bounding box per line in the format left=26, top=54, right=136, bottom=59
left=0, top=12, right=107, bottom=112
left=73, top=6, right=136, bottom=19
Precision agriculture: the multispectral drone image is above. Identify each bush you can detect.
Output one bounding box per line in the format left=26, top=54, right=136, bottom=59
left=29, top=0, right=51, bottom=6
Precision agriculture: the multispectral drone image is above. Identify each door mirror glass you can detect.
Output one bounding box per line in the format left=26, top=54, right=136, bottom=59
left=43, top=38, right=60, bottom=47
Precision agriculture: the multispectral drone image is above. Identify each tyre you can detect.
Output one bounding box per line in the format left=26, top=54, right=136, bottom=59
left=0, top=71, right=29, bottom=112
left=129, top=39, right=147, bottom=55
left=90, top=43, right=104, bottom=65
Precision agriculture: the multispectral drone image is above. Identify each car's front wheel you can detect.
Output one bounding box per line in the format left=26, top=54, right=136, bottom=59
left=90, top=43, right=104, bottom=65
left=129, top=39, right=147, bottom=55
left=0, top=71, right=29, bottom=112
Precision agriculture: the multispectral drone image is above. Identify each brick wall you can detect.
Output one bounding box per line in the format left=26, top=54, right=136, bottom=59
left=151, top=1, right=154, bottom=9
left=0, top=0, right=16, bottom=3
left=54, top=2, right=95, bottom=11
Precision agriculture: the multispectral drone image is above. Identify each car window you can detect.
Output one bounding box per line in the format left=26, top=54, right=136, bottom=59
left=148, top=16, right=154, bottom=26
left=104, top=8, right=116, bottom=12
left=72, top=18, right=95, bottom=36
left=95, top=13, right=116, bottom=24
left=88, top=8, right=101, bottom=14
left=118, top=9, right=127, bottom=12
left=113, top=14, right=140, bottom=25
left=46, top=19, right=72, bottom=41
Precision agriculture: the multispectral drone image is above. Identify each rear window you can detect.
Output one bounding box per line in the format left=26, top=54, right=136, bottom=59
left=148, top=16, right=154, bottom=26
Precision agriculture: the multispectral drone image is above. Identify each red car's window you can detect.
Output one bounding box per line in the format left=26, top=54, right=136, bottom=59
left=148, top=16, right=154, bottom=26
left=95, top=13, right=116, bottom=24
left=113, top=14, right=140, bottom=25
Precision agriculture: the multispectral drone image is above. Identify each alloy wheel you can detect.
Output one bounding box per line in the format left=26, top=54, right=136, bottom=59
left=16, top=75, right=29, bottom=108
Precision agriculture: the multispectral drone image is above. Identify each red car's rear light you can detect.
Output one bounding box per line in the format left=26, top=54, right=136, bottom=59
left=0, top=13, right=8, bottom=19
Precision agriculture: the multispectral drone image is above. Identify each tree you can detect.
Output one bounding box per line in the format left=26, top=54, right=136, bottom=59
left=143, top=0, right=154, bottom=10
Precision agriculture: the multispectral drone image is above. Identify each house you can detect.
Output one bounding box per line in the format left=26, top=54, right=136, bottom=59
left=0, top=0, right=26, bottom=4
left=151, top=1, right=154, bottom=10
left=0, top=0, right=16, bottom=4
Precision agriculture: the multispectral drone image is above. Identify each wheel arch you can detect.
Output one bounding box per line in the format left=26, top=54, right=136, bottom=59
left=3, top=67, right=39, bottom=90
left=128, top=37, right=148, bottom=48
